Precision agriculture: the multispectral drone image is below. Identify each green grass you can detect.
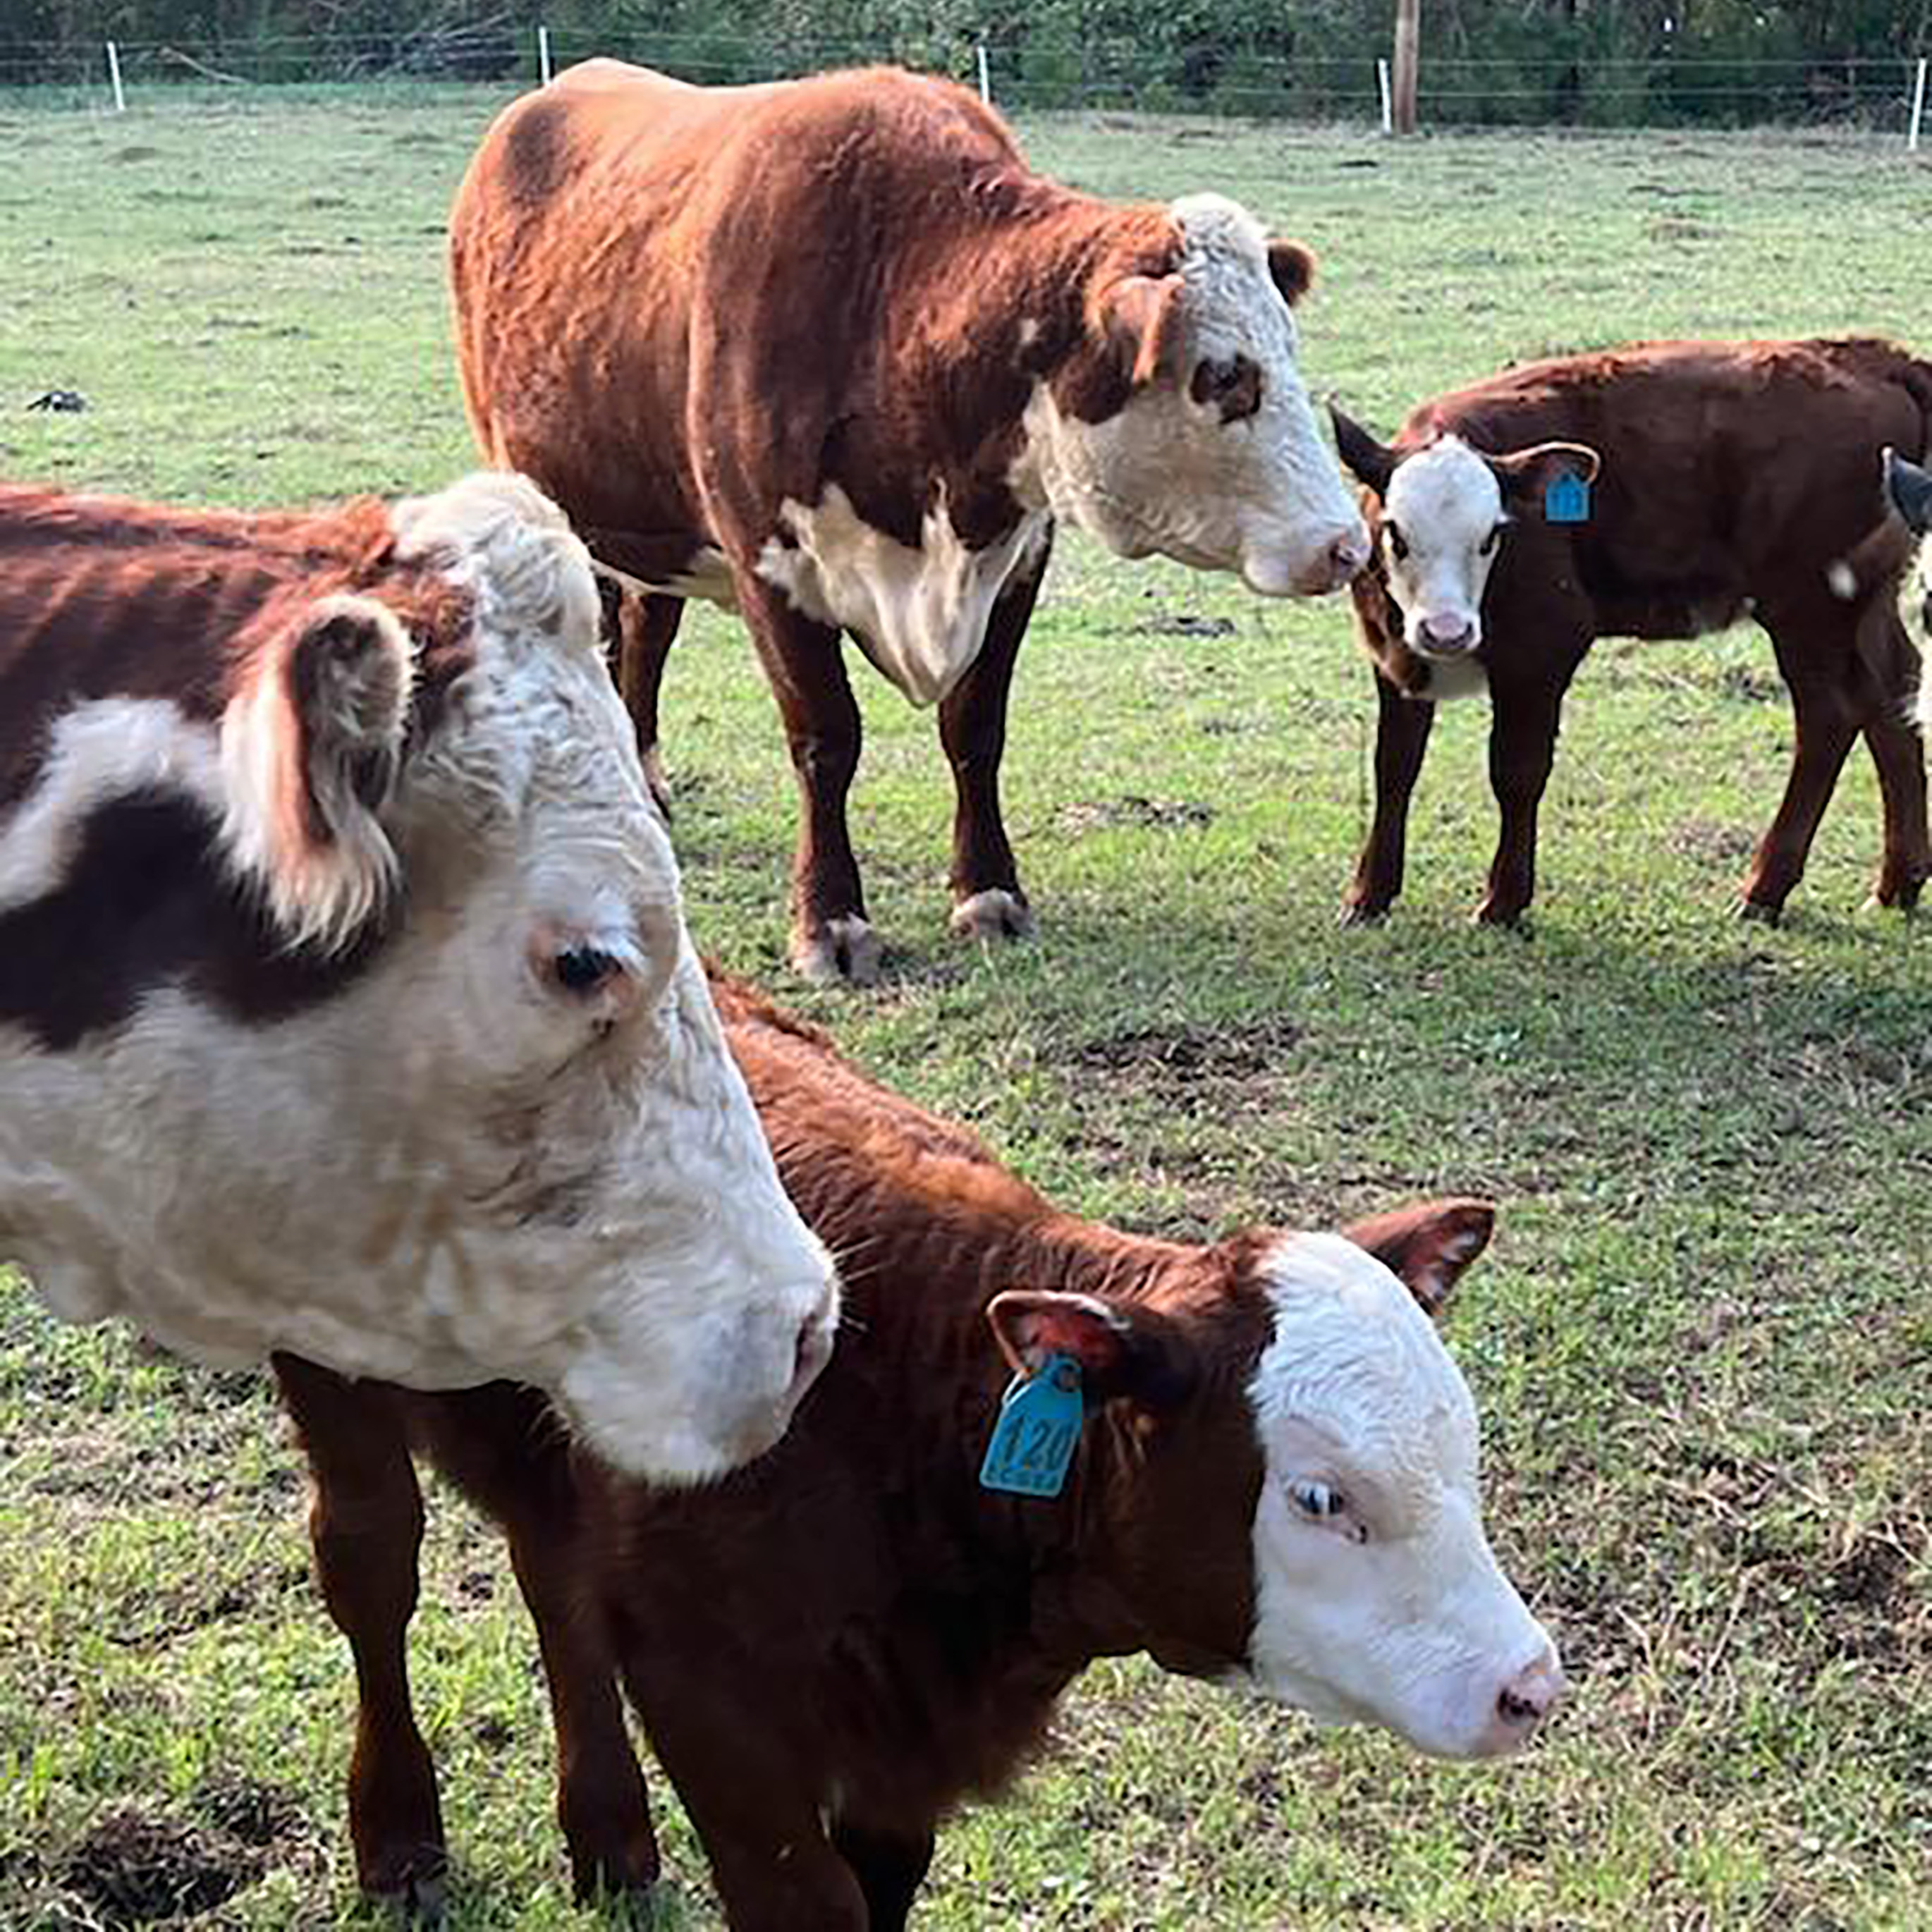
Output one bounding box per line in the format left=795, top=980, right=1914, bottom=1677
left=3, top=88, right=1931, bottom=1931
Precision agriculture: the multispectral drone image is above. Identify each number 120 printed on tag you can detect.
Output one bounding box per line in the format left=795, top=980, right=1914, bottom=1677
left=979, top=1353, right=1084, bottom=1498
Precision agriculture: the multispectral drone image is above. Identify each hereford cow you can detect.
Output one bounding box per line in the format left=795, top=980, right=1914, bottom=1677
left=283, top=974, right=1560, bottom=1923
left=0, top=474, right=837, bottom=1482
left=1329, top=337, right=1931, bottom=927
left=450, top=61, right=1369, bottom=984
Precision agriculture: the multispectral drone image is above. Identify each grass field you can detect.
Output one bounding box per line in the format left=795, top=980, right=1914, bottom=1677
left=2, top=85, right=1930, bottom=1932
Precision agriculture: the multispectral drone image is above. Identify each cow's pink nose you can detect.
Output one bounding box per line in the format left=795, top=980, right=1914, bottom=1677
left=1496, top=1652, right=1565, bottom=1730
left=1329, top=528, right=1371, bottom=582
left=1295, top=528, right=1372, bottom=596
left=1420, top=614, right=1478, bottom=654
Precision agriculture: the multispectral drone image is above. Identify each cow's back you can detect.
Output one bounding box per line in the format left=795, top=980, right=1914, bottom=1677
left=449, top=61, right=1028, bottom=553
left=1408, top=338, right=1932, bottom=630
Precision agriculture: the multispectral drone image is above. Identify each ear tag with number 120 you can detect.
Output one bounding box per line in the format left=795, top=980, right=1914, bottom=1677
left=979, top=1353, right=1084, bottom=1498
left=1544, top=470, right=1591, bottom=524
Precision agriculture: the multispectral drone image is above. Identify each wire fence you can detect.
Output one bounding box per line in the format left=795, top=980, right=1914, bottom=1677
left=3, top=29, right=1930, bottom=136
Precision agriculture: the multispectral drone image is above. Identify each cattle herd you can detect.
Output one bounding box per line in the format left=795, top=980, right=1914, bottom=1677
left=1, top=57, right=1927, bottom=1932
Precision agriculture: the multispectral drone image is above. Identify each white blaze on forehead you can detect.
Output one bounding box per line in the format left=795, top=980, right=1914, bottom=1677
left=1016, top=192, right=1364, bottom=596
left=1381, top=438, right=1507, bottom=650
left=1241, top=1231, right=1555, bottom=1760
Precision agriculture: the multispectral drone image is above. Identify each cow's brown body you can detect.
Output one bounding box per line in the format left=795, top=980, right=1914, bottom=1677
left=279, top=977, right=1516, bottom=1926
left=451, top=60, right=1361, bottom=981
left=1338, top=337, right=1931, bottom=924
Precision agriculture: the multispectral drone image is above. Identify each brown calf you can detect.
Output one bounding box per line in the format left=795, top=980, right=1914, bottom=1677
left=281, top=978, right=1560, bottom=1927
left=1331, top=337, right=1930, bottom=926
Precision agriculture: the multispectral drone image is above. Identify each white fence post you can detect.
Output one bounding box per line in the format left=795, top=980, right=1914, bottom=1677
left=1377, top=56, right=1391, bottom=133
left=537, top=24, right=553, bottom=86
left=106, top=39, right=126, bottom=111
left=977, top=42, right=991, bottom=105
left=1911, top=56, right=1928, bottom=152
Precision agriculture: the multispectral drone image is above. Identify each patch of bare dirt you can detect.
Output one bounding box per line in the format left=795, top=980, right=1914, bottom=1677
left=1055, top=795, right=1216, bottom=835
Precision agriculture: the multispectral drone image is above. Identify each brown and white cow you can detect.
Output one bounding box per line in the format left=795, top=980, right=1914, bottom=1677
left=284, top=972, right=1560, bottom=1924
left=0, top=474, right=836, bottom=1482
left=450, top=61, right=1369, bottom=984
left=1330, top=337, right=1931, bottom=927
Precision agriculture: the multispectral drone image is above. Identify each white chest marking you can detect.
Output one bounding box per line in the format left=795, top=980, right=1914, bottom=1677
left=755, top=484, right=1048, bottom=708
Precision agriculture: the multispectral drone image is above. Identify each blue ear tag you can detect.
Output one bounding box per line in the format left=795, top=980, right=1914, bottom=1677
left=1543, top=470, right=1591, bottom=525
left=978, top=1352, right=1084, bottom=1498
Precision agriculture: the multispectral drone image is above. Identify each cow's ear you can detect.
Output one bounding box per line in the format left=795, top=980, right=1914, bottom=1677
left=1486, top=439, right=1602, bottom=510
left=987, top=1290, right=1196, bottom=1409
left=1885, top=446, right=1932, bottom=534
left=1101, top=271, right=1187, bottom=389
left=1266, top=239, right=1316, bottom=306
left=221, top=592, right=415, bottom=954
left=1330, top=404, right=1399, bottom=498
left=1341, top=1198, right=1495, bottom=1320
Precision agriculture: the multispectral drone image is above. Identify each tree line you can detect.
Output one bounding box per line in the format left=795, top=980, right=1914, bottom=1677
left=9, top=0, right=1932, bottom=125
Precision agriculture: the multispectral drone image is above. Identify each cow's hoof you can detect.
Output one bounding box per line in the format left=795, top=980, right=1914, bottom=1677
left=950, top=888, right=1035, bottom=944
left=1735, top=895, right=1784, bottom=926
left=793, top=916, right=884, bottom=986
left=640, top=745, right=673, bottom=824
left=1338, top=899, right=1390, bottom=928
left=1472, top=904, right=1531, bottom=934
left=368, top=1864, right=447, bottom=1926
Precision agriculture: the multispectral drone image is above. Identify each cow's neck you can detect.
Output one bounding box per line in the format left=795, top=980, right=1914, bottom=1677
left=750, top=185, right=1173, bottom=711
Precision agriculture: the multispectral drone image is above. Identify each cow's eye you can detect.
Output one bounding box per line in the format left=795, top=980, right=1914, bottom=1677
left=1190, top=355, right=1261, bottom=422
left=1291, top=1479, right=1347, bottom=1521
left=1386, top=524, right=1410, bottom=563
left=1478, top=522, right=1505, bottom=557
left=552, top=944, right=623, bottom=994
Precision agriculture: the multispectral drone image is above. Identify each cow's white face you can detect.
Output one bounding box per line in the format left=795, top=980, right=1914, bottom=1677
left=1240, top=1233, right=1559, bottom=1758
left=0, top=473, right=836, bottom=1484
left=1378, top=438, right=1509, bottom=657
left=1020, top=195, right=1368, bottom=599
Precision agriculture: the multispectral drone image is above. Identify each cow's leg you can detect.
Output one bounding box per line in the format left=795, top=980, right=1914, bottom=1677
left=939, top=530, right=1052, bottom=946
left=830, top=1819, right=937, bottom=1932
left=739, top=585, right=877, bottom=983
left=1343, top=668, right=1437, bottom=924
left=413, top=1390, right=659, bottom=1907
left=622, top=1693, right=867, bottom=1931
left=614, top=592, right=685, bottom=822
left=1476, top=668, right=1575, bottom=928
left=272, top=1357, right=445, bottom=1917
left=1740, top=623, right=1862, bottom=919
left=1855, top=612, right=1928, bottom=910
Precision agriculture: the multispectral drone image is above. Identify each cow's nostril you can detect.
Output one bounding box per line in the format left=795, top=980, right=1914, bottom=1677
left=1331, top=532, right=1371, bottom=577
left=1496, top=1685, right=1543, bottom=1725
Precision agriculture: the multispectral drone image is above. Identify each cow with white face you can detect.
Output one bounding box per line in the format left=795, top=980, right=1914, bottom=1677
left=1237, top=1227, right=1559, bottom=1756
left=0, top=472, right=837, bottom=1484
left=452, top=61, right=1369, bottom=982
left=290, top=972, right=1561, bottom=1919
left=1328, top=337, right=1932, bottom=927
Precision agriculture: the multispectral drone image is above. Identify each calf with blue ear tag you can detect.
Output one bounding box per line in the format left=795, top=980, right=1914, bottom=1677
left=279, top=967, right=1566, bottom=1926
left=1328, top=336, right=1932, bottom=927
